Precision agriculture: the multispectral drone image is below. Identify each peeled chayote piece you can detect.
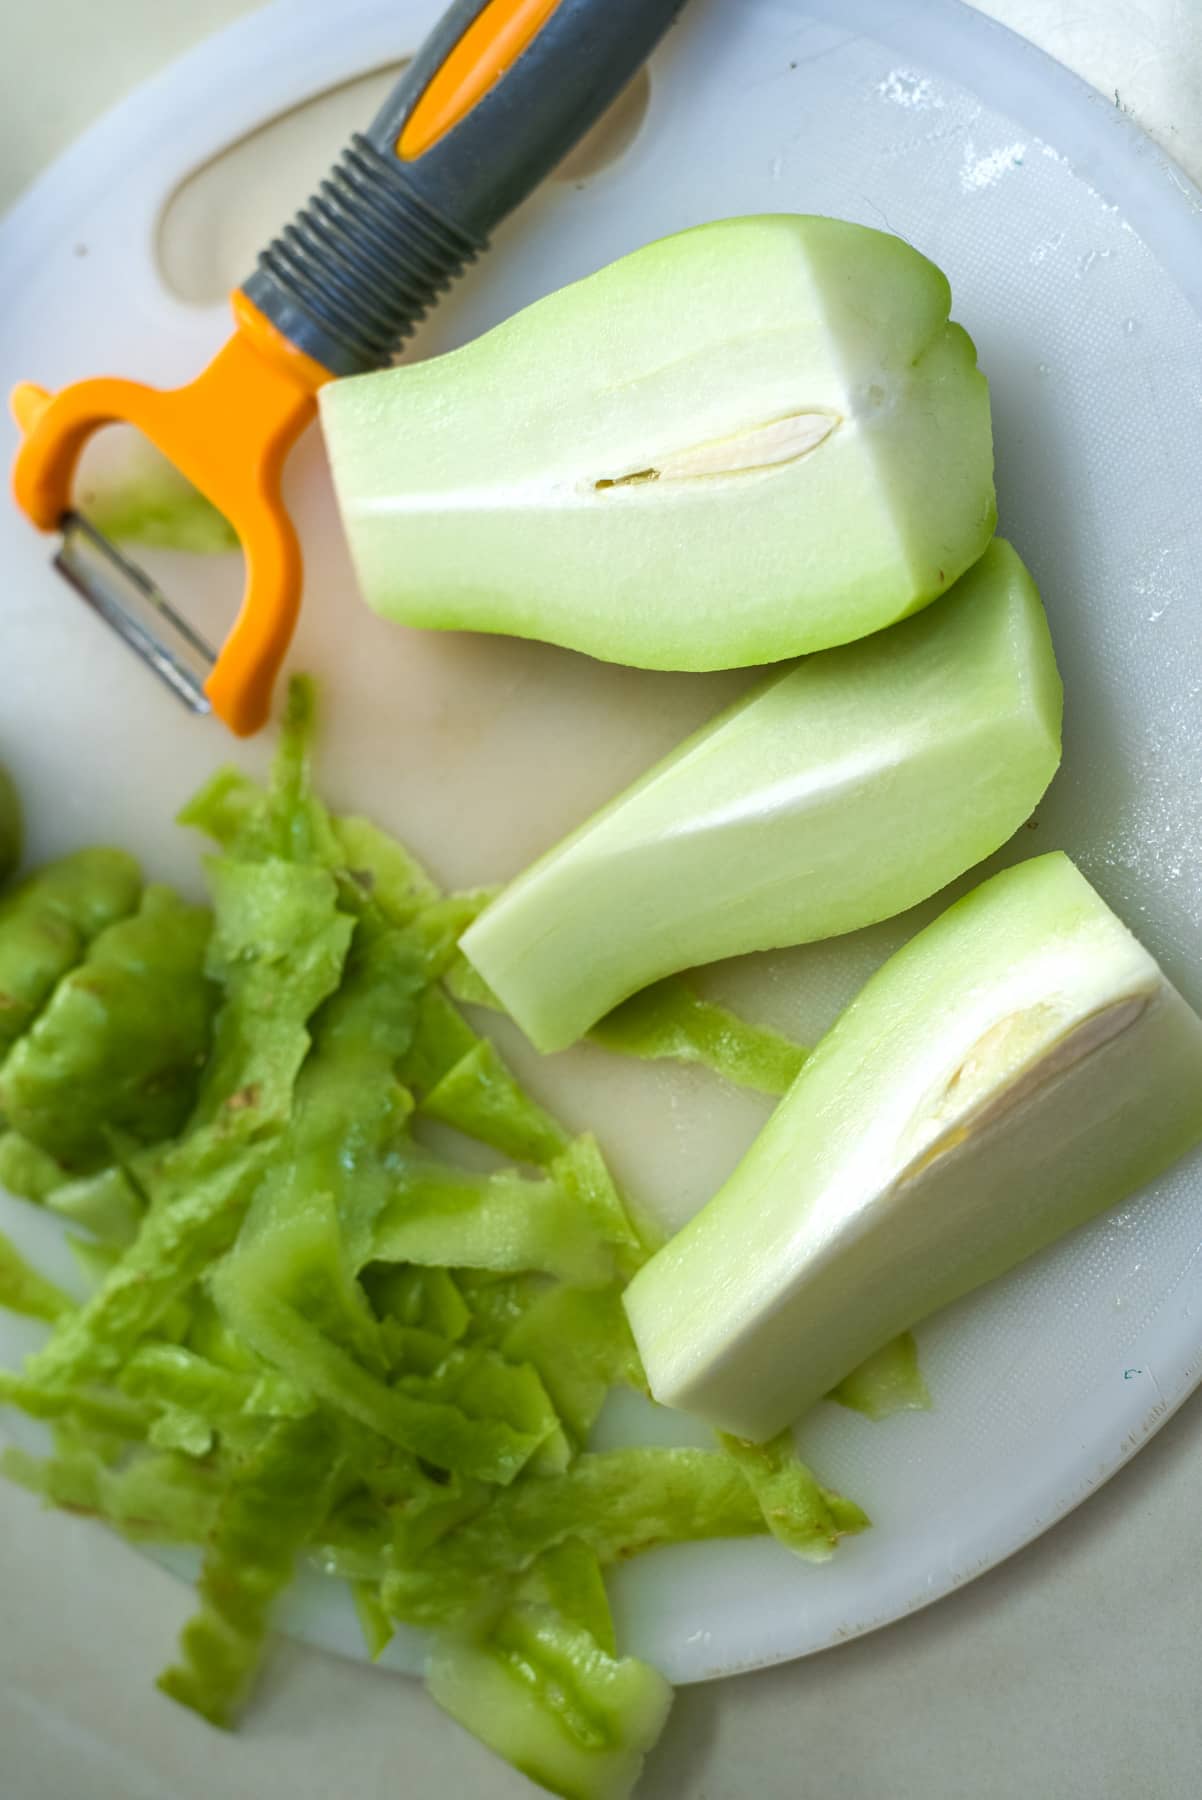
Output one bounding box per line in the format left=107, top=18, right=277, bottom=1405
left=427, top=1557, right=674, bottom=1800
left=626, top=854, right=1202, bottom=1439
left=323, top=214, right=996, bottom=673
left=463, top=541, right=1062, bottom=1052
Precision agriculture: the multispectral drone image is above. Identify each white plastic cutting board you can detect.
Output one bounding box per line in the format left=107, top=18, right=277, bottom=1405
left=2, top=0, right=1202, bottom=1687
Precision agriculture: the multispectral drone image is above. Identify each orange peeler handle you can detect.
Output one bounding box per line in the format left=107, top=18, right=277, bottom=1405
left=11, top=300, right=330, bottom=736
left=11, top=0, right=689, bottom=732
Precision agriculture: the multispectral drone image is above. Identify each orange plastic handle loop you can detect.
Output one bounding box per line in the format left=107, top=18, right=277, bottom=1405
left=398, top=0, right=565, bottom=160
left=9, top=294, right=330, bottom=736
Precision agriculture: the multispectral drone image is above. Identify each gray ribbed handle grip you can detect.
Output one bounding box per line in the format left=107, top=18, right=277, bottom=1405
left=241, top=0, right=689, bottom=376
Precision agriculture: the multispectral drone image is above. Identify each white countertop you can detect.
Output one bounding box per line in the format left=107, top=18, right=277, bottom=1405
left=3, top=5, right=1202, bottom=1797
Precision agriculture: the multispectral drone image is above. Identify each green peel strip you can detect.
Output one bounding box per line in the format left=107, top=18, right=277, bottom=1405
left=830, top=1331, right=931, bottom=1421
left=0, top=1228, right=74, bottom=1322
left=158, top=1415, right=344, bottom=1727
left=448, top=959, right=809, bottom=1098
left=0, top=676, right=884, bottom=1800
left=382, top=1448, right=767, bottom=1631
left=590, top=976, right=808, bottom=1096
left=428, top=1584, right=673, bottom=1800
left=718, top=1431, right=870, bottom=1561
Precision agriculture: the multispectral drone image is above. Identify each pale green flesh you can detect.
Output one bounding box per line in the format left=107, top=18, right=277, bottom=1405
left=321, top=214, right=996, bottom=670
left=623, top=854, right=1202, bottom=1442
left=462, top=540, right=1062, bottom=1051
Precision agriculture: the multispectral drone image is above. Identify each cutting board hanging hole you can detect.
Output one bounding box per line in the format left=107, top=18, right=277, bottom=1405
left=157, top=63, right=410, bottom=305
left=157, top=58, right=650, bottom=310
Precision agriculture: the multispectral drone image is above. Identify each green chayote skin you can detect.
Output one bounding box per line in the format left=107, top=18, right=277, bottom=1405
left=0, top=885, right=216, bottom=1166
left=0, top=681, right=879, bottom=1791
left=0, top=1131, right=66, bottom=1204
left=0, top=849, right=141, bottom=1059
left=0, top=768, right=20, bottom=889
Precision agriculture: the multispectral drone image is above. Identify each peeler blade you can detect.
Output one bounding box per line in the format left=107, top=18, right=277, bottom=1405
left=53, top=512, right=215, bottom=716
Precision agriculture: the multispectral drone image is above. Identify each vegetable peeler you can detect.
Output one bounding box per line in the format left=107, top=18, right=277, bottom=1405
left=9, top=0, right=689, bottom=736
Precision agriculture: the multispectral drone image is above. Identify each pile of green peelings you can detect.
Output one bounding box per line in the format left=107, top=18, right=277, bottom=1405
left=0, top=681, right=925, bottom=1800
